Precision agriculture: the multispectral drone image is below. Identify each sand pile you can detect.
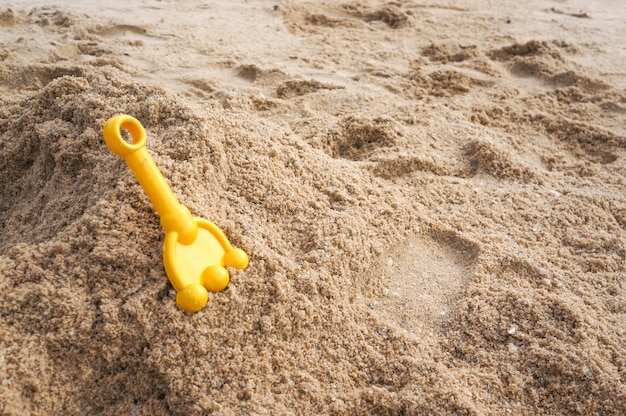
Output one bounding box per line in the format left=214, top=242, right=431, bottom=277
left=0, top=66, right=438, bottom=414
left=1, top=0, right=625, bottom=414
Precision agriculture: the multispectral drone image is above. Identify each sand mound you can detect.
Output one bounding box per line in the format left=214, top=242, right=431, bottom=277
left=0, top=67, right=430, bottom=414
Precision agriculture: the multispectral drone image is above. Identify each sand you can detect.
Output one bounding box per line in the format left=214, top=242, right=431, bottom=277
left=0, top=0, right=625, bottom=414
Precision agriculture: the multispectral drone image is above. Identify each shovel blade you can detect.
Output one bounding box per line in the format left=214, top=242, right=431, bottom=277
left=163, top=218, right=248, bottom=312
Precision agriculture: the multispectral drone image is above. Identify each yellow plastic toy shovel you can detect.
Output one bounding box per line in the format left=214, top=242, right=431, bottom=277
left=103, top=115, right=248, bottom=312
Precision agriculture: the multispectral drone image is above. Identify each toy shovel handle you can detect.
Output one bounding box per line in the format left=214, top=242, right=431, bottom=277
left=103, top=115, right=198, bottom=244
left=103, top=114, right=147, bottom=158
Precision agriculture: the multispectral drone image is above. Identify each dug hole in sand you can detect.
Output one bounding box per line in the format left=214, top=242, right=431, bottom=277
left=1, top=0, right=625, bottom=414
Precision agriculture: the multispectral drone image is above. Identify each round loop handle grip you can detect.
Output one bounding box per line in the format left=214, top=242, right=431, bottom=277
left=103, top=114, right=146, bottom=158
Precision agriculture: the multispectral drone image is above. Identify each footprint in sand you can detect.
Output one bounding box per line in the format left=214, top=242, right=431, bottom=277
left=286, top=3, right=411, bottom=32
left=6, top=65, right=84, bottom=90
left=322, top=116, right=400, bottom=161
left=371, top=230, right=479, bottom=336
left=488, top=40, right=609, bottom=93
left=92, top=24, right=154, bottom=42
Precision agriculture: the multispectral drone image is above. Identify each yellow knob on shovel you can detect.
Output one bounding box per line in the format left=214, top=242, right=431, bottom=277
left=103, top=115, right=248, bottom=312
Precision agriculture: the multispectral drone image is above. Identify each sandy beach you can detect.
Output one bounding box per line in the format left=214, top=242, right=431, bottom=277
left=1, top=0, right=625, bottom=414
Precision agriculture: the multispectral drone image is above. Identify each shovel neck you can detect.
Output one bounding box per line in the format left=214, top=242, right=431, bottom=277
left=160, top=205, right=198, bottom=245
left=124, top=148, right=198, bottom=244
